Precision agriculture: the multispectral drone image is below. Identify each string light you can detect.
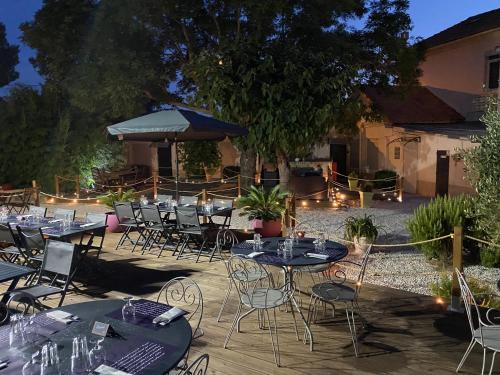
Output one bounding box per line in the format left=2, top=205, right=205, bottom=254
left=436, top=297, right=444, bottom=304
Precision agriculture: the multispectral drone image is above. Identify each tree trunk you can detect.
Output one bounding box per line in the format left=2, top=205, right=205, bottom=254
left=239, top=148, right=256, bottom=192
left=277, top=150, right=290, bottom=191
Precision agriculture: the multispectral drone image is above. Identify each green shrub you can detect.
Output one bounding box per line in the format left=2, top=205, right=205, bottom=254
left=407, top=195, right=474, bottom=262
left=373, top=169, right=397, bottom=189
left=343, top=215, right=379, bottom=243
left=480, top=248, right=500, bottom=268
left=430, top=273, right=500, bottom=309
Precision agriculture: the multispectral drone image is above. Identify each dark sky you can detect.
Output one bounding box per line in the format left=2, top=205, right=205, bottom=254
left=1, top=0, right=499, bottom=94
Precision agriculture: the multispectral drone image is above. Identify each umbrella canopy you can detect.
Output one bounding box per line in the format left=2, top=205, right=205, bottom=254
left=107, top=109, right=247, bottom=142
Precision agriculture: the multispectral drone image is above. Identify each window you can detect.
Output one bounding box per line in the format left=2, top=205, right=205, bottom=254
left=487, top=54, right=500, bottom=90
left=394, top=146, right=401, bottom=160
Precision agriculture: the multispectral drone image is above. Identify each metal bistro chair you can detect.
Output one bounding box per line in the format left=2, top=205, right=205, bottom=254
left=179, top=354, right=209, bottom=375
left=0, top=223, right=24, bottom=263
left=179, top=195, right=199, bottom=206
left=307, top=244, right=373, bottom=357
left=113, top=202, right=145, bottom=252
left=7, top=189, right=32, bottom=214
left=174, top=206, right=216, bottom=262
left=53, top=208, right=76, bottom=221
left=9, top=240, right=78, bottom=309
left=28, top=205, right=47, bottom=218
left=16, top=226, right=46, bottom=280
left=139, top=205, right=175, bottom=257
left=224, top=255, right=297, bottom=367
left=212, top=198, right=234, bottom=228
left=455, top=268, right=500, bottom=375
left=78, top=212, right=107, bottom=259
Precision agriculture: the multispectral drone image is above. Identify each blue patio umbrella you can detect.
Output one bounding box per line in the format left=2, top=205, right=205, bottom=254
left=107, top=108, right=247, bottom=197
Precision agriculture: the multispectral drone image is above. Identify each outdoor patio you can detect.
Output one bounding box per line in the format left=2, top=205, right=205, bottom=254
left=0, top=228, right=491, bottom=375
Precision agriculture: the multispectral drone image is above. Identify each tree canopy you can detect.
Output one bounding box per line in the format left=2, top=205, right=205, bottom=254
left=0, top=22, right=19, bottom=88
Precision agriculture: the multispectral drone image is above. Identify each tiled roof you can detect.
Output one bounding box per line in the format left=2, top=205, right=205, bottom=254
left=424, top=8, right=500, bottom=49
left=394, top=121, right=486, bottom=139
left=364, top=86, right=464, bottom=124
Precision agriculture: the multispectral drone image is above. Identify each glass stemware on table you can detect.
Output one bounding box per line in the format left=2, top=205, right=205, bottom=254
left=71, top=335, right=90, bottom=374
left=122, top=297, right=136, bottom=322
left=89, top=338, right=106, bottom=369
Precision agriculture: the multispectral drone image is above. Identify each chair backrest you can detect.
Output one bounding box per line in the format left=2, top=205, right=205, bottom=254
left=140, top=205, right=162, bottom=225
left=53, top=208, right=76, bottom=221
left=354, top=244, right=373, bottom=299
left=175, top=206, right=201, bottom=232
left=213, top=199, right=233, bottom=209
left=113, top=202, right=137, bottom=224
left=16, top=226, right=45, bottom=257
left=179, top=354, right=209, bottom=375
left=455, top=268, right=484, bottom=343
left=85, top=212, right=107, bottom=225
left=28, top=205, right=47, bottom=217
left=156, top=194, right=172, bottom=203
left=157, top=277, right=203, bottom=339
left=216, top=229, right=238, bottom=262
left=179, top=195, right=199, bottom=206
left=0, top=223, right=17, bottom=244
left=40, top=240, right=76, bottom=278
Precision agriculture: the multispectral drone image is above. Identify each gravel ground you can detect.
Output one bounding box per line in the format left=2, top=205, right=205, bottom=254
left=46, top=195, right=499, bottom=297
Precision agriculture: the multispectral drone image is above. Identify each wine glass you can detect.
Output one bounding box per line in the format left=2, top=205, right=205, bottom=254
left=121, top=297, right=136, bottom=322
left=41, top=342, right=60, bottom=375
left=9, top=314, right=26, bottom=348
left=71, top=336, right=89, bottom=374
left=89, top=338, right=106, bottom=369
left=22, top=352, right=41, bottom=375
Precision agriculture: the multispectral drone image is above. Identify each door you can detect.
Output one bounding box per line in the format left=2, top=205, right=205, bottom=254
left=158, top=145, right=172, bottom=177
left=330, top=144, right=347, bottom=181
left=435, top=150, right=449, bottom=196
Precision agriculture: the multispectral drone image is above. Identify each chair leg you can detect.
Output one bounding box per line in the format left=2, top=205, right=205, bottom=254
left=265, top=308, right=280, bottom=367
left=216, top=279, right=233, bottom=322
left=488, top=351, right=497, bottom=375
left=237, top=307, right=256, bottom=332
left=346, top=304, right=359, bottom=357
left=289, top=300, right=300, bottom=341
left=482, top=348, right=487, bottom=375
left=58, top=293, right=66, bottom=307
left=456, top=339, right=476, bottom=372
left=195, top=239, right=207, bottom=263
left=224, top=302, right=242, bottom=349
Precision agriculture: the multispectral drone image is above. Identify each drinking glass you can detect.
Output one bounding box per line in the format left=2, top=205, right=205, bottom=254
left=22, top=353, right=40, bottom=375
left=284, top=238, right=294, bottom=259
left=41, top=342, right=60, bottom=375
left=253, top=233, right=262, bottom=251
left=121, top=297, right=136, bottom=321
left=9, top=314, right=26, bottom=348
left=89, top=338, right=106, bottom=369
left=277, top=242, right=284, bottom=257
left=71, top=336, right=90, bottom=374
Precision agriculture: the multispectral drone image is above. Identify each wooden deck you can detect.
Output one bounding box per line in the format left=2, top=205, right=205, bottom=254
left=1, top=232, right=494, bottom=375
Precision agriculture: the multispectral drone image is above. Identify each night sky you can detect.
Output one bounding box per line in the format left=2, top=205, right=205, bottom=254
left=1, top=0, right=499, bottom=93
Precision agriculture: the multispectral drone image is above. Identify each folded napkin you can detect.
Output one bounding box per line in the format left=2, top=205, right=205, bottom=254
left=79, top=222, right=96, bottom=228
left=183, top=204, right=191, bottom=207
left=95, top=364, right=131, bottom=375
left=46, top=310, right=78, bottom=324
left=217, top=207, right=226, bottom=211
left=246, top=251, right=264, bottom=258
left=48, top=219, right=62, bottom=224
left=305, top=253, right=330, bottom=260
left=152, top=306, right=186, bottom=325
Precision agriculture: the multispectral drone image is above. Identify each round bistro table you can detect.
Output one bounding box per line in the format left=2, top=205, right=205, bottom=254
left=231, top=237, right=348, bottom=351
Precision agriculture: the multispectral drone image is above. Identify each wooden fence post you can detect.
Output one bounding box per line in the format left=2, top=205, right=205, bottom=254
left=54, top=175, right=60, bottom=197
left=31, top=180, right=40, bottom=206
left=75, top=175, right=80, bottom=199
left=450, top=226, right=463, bottom=312
left=152, top=171, right=158, bottom=199
left=237, top=175, right=241, bottom=197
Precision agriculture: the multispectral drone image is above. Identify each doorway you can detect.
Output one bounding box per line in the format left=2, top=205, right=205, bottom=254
left=435, top=150, right=449, bottom=196
left=158, top=145, right=172, bottom=177
left=330, top=144, right=347, bottom=181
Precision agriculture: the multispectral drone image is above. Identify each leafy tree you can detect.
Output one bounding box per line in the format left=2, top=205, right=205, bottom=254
left=178, top=141, right=221, bottom=179
left=0, top=22, right=19, bottom=88
left=463, top=101, right=500, bottom=267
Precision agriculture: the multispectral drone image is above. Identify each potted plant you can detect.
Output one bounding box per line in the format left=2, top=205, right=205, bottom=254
left=347, top=171, right=359, bottom=191
left=359, top=183, right=374, bottom=208
left=343, top=215, right=379, bottom=254
left=237, top=185, right=287, bottom=237
left=98, top=189, right=136, bottom=232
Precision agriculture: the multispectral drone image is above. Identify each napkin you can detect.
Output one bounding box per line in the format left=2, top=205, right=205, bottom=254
left=80, top=222, right=96, bottom=228
left=246, top=251, right=264, bottom=258
left=305, top=253, right=330, bottom=260
left=48, top=219, right=62, bottom=224
left=183, top=204, right=191, bottom=207
left=152, top=306, right=186, bottom=325
left=95, top=364, right=131, bottom=375
left=217, top=207, right=226, bottom=211
left=46, top=310, right=78, bottom=324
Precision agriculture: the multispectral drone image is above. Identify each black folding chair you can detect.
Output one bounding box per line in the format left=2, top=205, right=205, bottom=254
left=174, top=206, right=217, bottom=262
left=139, top=205, right=176, bottom=257
left=8, top=240, right=78, bottom=309
left=7, top=189, right=32, bottom=215
left=113, top=202, right=145, bottom=252
left=212, top=198, right=234, bottom=228
left=0, top=223, right=24, bottom=263
left=78, top=213, right=107, bottom=259
left=16, top=226, right=45, bottom=279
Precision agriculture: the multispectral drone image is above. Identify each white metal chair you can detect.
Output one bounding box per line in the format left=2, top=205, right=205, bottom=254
left=455, top=268, right=500, bottom=375
left=307, top=244, right=372, bottom=357
left=178, top=354, right=209, bottom=375
left=224, top=255, right=297, bottom=367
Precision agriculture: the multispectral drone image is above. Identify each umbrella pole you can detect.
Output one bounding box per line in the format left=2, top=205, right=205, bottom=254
left=175, top=139, right=179, bottom=200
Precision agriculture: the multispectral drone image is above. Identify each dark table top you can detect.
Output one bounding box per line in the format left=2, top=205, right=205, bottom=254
left=0, top=299, right=192, bottom=374
left=231, top=237, right=348, bottom=268
left=0, top=261, right=35, bottom=283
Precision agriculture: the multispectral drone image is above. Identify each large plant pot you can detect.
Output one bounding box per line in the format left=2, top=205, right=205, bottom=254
left=359, top=191, right=374, bottom=208
left=106, top=213, right=122, bottom=233
left=353, top=236, right=369, bottom=255
left=348, top=178, right=358, bottom=191
left=253, top=219, right=282, bottom=237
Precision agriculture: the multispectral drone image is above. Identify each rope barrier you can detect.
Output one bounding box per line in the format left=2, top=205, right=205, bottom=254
left=207, top=193, right=238, bottom=199
left=207, top=186, right=238, bottom=193
left=295, top=189, right=329, bottom=199
left=39, top=191, right=108, bottom=201
left=93, top=176, right=153, bottom=188
left=464, top=235, right=500, bottom=248
left=332, top=171, right=399, bottom=182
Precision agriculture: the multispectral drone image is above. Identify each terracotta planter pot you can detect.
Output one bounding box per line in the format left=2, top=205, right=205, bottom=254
left=348, top=178, right=358, bottom=191
left=106, top=213, right=122, bottom=233
left=254, top=219, right=282, bottom=237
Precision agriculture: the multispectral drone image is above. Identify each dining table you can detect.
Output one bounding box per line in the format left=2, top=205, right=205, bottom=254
left=0, top=262, right=36, bottom=304
left=231, top=236, right=348, bottom=351
left=0, top=299, right=192, bottom=374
